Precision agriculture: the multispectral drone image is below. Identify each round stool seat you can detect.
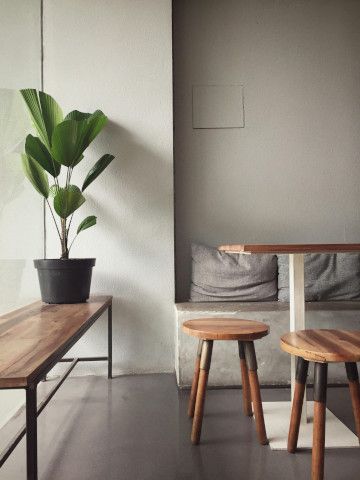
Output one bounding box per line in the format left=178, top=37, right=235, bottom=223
left=182, top=318, right=269, bottom=341
left=281, top=329, right=360, bottom=363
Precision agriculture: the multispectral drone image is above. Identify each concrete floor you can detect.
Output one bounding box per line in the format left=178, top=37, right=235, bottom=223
left=0, top=374, right=358, bottom=479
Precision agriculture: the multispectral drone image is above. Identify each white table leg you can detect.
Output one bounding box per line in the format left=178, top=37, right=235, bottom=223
left=288, top=253, right=307, bottom=423
left=264, top=252, right=358, bottom=449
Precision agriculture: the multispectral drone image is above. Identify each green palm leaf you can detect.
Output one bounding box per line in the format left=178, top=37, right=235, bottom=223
left=20, top=89, right=63, bottom=149
left=54, top=185, right=86, bottom=219
left=51, top=110, right=108, bottom=167
left=77, top=215, right=97, bottom=234
left=64, top=110, right=92, bottom=121
left=82, top=110, right=108, bottom=147
left=22, top=153, right=49, bottom=198
left=20, top=89, right=48, bottom=147
left=54, top=185, right=85, bottom=218
left=25, top=134, right=61, bottom=177
left=39, top=91, right=63, bottom=145
left=51, top=120, right=83, bottom=167
left=82, top=154, right=114, bottom=191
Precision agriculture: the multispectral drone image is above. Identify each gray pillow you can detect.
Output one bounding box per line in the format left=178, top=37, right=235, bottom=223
left=190, top=243, right=278, bottom=302
left=277, top=253, right=360, bottom=302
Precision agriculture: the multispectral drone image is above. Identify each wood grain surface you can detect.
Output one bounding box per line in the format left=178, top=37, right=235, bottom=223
left=182, top=318, right=269, bottom=340
left=281, top=329, right=360, bottom=363
left=218, top=243, right=360, bottom=254
left=0, top=296, right=112, bottom=388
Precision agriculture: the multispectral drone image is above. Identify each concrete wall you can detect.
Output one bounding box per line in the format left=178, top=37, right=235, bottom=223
left=43, top=0, right=174, bottom=375
left=174, top=0, right=360, bottom=300
left=176, top=302, right=360, bottom=387
left=0, top=0, right=42, bottom=428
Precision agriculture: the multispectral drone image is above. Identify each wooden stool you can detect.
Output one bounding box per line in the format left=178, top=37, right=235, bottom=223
left=182, top=318, right=269, bottom=445
left=281, top=329, right=360, bottom=480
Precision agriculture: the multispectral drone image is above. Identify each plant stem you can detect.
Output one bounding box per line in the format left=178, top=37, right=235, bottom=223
left=65, top=168, right=70, bottom=188
left=45, top=199, right=62, bottom=241
left=68, top=234, right=78, bottom=254
left=67, top=212, right=74, bottom=236
left=60, top=218, right=69, bottom=259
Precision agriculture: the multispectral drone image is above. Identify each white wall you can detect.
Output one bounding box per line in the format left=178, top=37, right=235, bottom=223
left=43, top=0, right=174, bottom=374
left=0, top=0, right=42, bottom=428
left=174, top=0, right=360, bottom=300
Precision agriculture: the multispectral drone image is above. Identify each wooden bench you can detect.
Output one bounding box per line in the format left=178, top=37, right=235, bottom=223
left=0, top=295, right=112, bottom=480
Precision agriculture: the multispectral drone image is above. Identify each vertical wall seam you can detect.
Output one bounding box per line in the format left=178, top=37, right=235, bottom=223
left=40, top=0, right=46, bottom=259
left=40, top=0, right=44, bottom=90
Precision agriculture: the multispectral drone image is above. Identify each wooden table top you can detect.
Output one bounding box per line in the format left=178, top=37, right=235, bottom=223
left=0, top=295, right=112, bottom=388
left=218, top=243, right=360, bottom=254
left=182, top=318, right=269, bottom=341
left=281, top=329, right=360, bottom=363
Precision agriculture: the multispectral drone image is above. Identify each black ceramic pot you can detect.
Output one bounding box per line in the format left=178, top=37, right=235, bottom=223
left=34, top=258, right=96, bottom=304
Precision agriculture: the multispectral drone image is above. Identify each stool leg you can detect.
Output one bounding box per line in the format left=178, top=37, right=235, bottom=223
left=312, top=362, right=328, bottom=480
left=238, top=341, right=253, bottom=416
left=191, top=340, right=213, bottom=445
left=244, top=341, right=268, bottom=445
left=345, top=362, right=360, bottom=443
left=288, top=357, right=309, bottom=453
left=188, top=339, right=203, bottom=417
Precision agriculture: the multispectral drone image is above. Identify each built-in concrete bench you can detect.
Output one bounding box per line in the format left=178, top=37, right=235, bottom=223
left=175, top=301, right=360, bottom=387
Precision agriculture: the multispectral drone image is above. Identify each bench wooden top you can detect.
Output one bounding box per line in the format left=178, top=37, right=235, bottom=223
left=182, top=318, right=269, bottom=340
left=218, top=243, right=360, bottom=254
left=0, top=295, right=112, bottom=388
left=280, top=329, right=360, bottom=363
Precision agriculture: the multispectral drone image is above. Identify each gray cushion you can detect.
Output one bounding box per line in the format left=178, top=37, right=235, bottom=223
left=277, top=253, right=360, bottom=302
left=190, top=243, right=278, bottom=302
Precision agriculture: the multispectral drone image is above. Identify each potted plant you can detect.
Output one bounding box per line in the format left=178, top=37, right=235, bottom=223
left=20, top=89, right=114, bottom=303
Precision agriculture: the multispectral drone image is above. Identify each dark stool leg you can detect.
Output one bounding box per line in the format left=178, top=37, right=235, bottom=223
left=345, top=362, right=360, bottom=443
left=288, top=357, right=309, bottom=452
left=191, top=340, right=213, bottom=445
left=238, top=341, right=252, bottom=416
left=244, top=341, right=268, bottom=445
left=312, top=362, right=328, bottom=480
left=188, top=339, right=203, bottom=417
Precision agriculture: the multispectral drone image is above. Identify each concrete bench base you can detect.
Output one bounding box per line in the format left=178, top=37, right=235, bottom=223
left=175, top=302, right=360, bottom=388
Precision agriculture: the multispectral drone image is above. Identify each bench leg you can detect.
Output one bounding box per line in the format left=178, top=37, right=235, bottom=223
left=191, top=340, right=213, bottom=445
left=108, top=303, right=113, bottom=379
left=244, top=341, right=268, bottom=445
left=288, top=357, right=309, bottom=452
left=188, top=339, right=203, bottom=417
left=345, top=362, right=360, bottom=443
left=26, top=384, right=38, bottom=480
left=312, top=362, right=327, bottom=480
left=238, top=341, right=252, bottom=416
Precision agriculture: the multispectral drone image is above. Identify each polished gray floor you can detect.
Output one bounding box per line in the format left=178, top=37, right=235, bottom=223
left=0, top=374, right=359, bottom=479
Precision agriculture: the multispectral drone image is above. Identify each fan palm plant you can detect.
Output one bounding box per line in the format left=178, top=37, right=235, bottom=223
left=20, top=89, right=114, bottom=259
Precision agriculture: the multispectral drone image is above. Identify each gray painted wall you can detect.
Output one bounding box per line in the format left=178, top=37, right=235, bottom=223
left=174, top=0, right=360, bottom=300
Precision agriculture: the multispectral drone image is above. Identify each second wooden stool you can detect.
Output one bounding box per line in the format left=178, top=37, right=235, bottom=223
left=281, top=329, right=360, bottom=480
left=182, top=318, right=269, bottom=445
